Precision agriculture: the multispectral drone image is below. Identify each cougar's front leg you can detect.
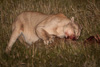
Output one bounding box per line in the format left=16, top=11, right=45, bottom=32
left=43, top=34, right=55, bottom=45
left=36, top=27, right=54, bottom=45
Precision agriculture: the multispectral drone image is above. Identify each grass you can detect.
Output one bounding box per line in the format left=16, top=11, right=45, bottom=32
left=0, top=0, right=100, bottom=67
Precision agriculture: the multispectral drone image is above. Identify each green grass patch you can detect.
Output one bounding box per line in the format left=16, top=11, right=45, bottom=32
left=0, top=0, right=100, bottom=67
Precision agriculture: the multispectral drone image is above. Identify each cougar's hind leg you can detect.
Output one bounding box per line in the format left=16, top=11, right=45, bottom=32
left=6, top=28, right=21, bottom=53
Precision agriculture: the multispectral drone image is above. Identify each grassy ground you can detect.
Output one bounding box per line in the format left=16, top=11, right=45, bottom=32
left=0, top=0, right=100, bottom=67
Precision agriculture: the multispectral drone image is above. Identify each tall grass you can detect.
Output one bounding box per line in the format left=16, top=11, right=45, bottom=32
left=0, top=0, right=100, bottom=67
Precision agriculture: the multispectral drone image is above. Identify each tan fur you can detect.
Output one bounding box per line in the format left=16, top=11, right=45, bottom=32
left=6, top=12, right=81, bottom=53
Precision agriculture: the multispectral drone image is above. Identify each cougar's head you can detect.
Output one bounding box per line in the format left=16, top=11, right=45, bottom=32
left=63, top=17, right=82, bottom=40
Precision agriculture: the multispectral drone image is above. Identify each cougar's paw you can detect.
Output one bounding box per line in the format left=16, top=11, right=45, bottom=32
left=44, top=40, right=49, bottom=45
left=49, top=36, right=55, bottom=43
left=44, top=36, right=55, bottom=45
left=5, top=47, right=11, bottom=54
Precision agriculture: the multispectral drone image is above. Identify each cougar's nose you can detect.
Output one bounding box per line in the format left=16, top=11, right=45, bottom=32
left=72, top=37, right=76, bottom=40
left=69, top=35, right=77, bottom=40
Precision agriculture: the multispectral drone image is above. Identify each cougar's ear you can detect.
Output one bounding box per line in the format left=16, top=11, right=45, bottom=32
left=71, top=17, right=74, bottom=22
